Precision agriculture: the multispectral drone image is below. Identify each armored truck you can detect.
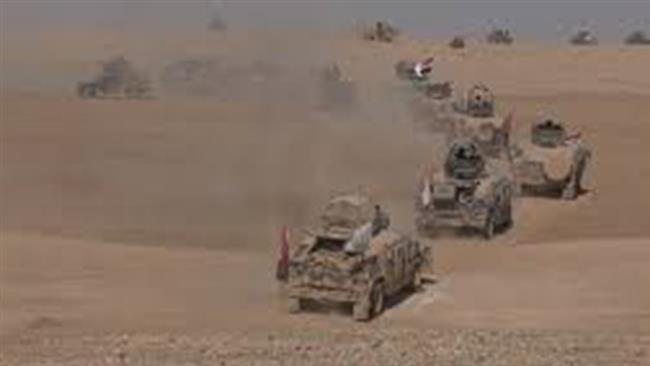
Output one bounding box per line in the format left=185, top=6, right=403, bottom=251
left=512, top=116, right=591, bottom=199
left=416, top=140, right=514, bottom=239
left=77, top=56, right=152, bottom=99
left=450, top=84, right=511, bottom=159
left=286, top=193, right=427, bottom=321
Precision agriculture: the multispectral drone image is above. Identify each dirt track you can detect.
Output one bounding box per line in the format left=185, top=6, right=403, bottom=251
left=1, top=29, right=650, bottom=364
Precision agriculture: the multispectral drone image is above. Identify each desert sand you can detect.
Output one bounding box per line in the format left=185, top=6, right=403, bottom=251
left=1, top=28, right=650, bottom=365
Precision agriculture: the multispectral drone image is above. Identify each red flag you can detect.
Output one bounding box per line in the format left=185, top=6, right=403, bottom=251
left=276, top=226, right=290, bottom=281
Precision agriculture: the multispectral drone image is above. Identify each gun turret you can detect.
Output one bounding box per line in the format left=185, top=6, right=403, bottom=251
left=445, top=140, right=486, bottom=180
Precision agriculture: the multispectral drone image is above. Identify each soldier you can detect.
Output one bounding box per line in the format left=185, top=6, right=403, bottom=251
left=372, top=204, right=390, bottom=236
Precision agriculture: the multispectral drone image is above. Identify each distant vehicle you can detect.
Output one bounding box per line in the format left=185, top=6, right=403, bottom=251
left=361, top=21, right=400, bottom=43
left=77, top=56, right=152, bottom=99
left=450, top=84, right=512, bottom=159
left=449, top=36, right=466, bottom=49
left=421, top=81, right=454, bottom=100
left=416, top=140, right=514, bottom=239
left=570, top=29, right=598, bottom=46
left=284, top=192, right=428, bottom=321
left=394, top=58, right=451, bottom=99
left=394, top=60, right=419, bottom=81
left=511, top=117, right=591, bottom=200
left=486, top=28, right=514, bottom=45
left=624, top=30, right=650, bottom=45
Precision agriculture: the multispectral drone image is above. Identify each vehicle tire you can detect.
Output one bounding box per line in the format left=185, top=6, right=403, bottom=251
left=287, top=297, right=302, bottom=314
left=561, top=183, right=577, bottom=200
left=574, top=155, right=588, bottom=192
left=563, top=155, right=587, bottom=200
left=411, top=271, right=423, bottom=291
left=371, top=282, right=385, bottom=317
left=483, top=211, right=495, bottom=240
left=353, top=297, right=371, bottom=321
left=503, top=196, right=513, bottom=229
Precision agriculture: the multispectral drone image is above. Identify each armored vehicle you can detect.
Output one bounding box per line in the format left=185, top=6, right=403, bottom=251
left=286, top=193, right=427, bottom=321
left=450, top=84, right=511, bottom=159
left=570, top=29, right=598, bottom=46
left=486, top=28, right=514, bottom=45
left=511, top=116, right=591, bottom=200
left=624, top=30, right=650, bottom=45
left=449, top=36, right=466, bottom=49
left=421, top=81, right=454, bottom=100
left=394, top=58, right=452, bottom=107
left=394, top=60, right=419, bottom=81
left=77, top=56, right=152, bottom=99
left=361, top=21, right=400, bottom=43
left=416, top=140, right=514, bottom=239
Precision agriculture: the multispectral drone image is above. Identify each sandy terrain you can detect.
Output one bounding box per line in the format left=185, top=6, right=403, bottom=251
left=1, top=29, right=650, bottom=364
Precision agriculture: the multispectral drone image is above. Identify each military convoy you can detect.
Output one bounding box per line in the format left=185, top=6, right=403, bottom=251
left=512, top=117, right=591, bottom=200
left=284, top=193, right=428, bottom=321
left=416, top=140, right=514, bottom=239
left=394, top=60, right=453, bottom=101
left=77, top=56, right=152, bottom=99
left=276, top=27, right=597, bottom=321
left=394, top=61, right=510, bottom=159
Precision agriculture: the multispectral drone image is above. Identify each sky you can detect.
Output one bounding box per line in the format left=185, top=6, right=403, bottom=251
left=2, top=0, right=649, bottom=41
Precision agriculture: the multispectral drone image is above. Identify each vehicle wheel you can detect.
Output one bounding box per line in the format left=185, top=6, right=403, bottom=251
left=371, top=282, right=385, bottom=317
left=353, top=297, right=371, bottom=321
left=503, top=198, right=513, bottom=229
left=574, top=156, right=588, bottom=192
left=483, top=211, right=495, bottom=240
left=561, top=183, right=577, bottom=200
left=287, top=297, right=302, bottom=314
left=411, top=271, right=423, bottom=291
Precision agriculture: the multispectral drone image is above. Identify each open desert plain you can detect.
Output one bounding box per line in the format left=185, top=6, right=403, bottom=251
left=2, top=19, right=650, bottom=366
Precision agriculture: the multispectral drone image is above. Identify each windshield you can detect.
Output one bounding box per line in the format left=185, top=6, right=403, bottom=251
left=321, top=201, right=363, bottom=229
